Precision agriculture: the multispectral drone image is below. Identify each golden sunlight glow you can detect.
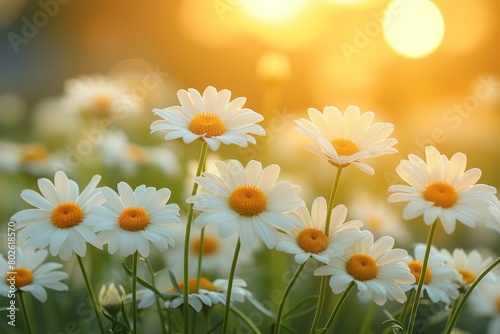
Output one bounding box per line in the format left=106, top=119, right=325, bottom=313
left=241, top=0, right=308, bottom=23
left=383, top=0, right=445, bottom=58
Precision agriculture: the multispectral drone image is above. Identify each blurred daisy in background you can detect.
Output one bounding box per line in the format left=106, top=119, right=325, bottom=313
left=64, top=75, right=140, bottom=120
left=388, top=146, right=500, bottom=234
left=151, top=86, right=266, bottom=151
left=403, top=244, right=461, bottom=304
left=440, top=248, right=497, bottom=292
left=0, top=248, right=68, bottom=302
left=315, top=230, right=414, bottom=305
left=164, top=278, right=250, bottom=312
left=348, top=191, right=411, bottom=244
left=88, top=182, right=180, bottom=257
left=294, top=105, right=398, bottom=174
left=468, top=274, right=500, bottom=334
left=165, top=222, right=255, bottom=279
left=101, top=130, right=180, bottom=177
left=11, top=171, right=104, bottom=261
left=0, top=141, right=60, bottom=176
left=136, top=277, right=251, bottom=312
left=276, top=198, right=364, bottom=264
left=188, top=159, right=303, bottom=253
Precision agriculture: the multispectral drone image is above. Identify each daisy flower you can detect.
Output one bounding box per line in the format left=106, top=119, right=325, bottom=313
left=388, top=146, right=499, bottom=234
left=150, top=86, right=266, bottom=151
left=403, top=244, right=461, bottom=304
left=440, top=248, right=497, bottom=292
left=187, top=159, right=304, bottom=253
left=87, top=182, right=180, bottom=257
left=101, top=130, right=180, bottom=177
left=136, top=277, right=251, bottom=312
left=0, top=248, right=68, bottom=302
left=165, top=223, right=255, bottom=278
left=314, top=230, right=414, bottom=306
left=276, top=197, right=364, bottom=264
left=64, top=75, right=136, bottom=118
left=11, top=171, right=104, bottom=261
left=348, top=191, right=411, bottom=243
left=468, top=275, right=500, bottom=334
left=98, top=283, right=127, bottom=317
left=294, top=105, right=397, bottom=174
left=0, top=141, right=58, bottom=176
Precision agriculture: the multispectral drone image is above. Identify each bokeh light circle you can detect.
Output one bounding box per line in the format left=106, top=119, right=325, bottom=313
left=383, top=0, right=445, bottom=58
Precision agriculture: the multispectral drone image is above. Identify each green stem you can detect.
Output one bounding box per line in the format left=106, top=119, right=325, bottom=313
left=406, top=220, right=438, bottom=334
left=19, top=292, right=34, bottom=334
left=445, top=256, right=500, bottom=334
left=132, top=251, right=139, bottom=334
left=274, top=261, right=307, bottom=334
left=398, top=289, right=415, bottom=324
left=321, top=282, right=355, bottom=332
left=144, top=258, right=167, bottom=334
left=195, top=227, right=206, bottom=292
left=444, top=293, right=461, bottom=331
left=309, top=276, right=328, bottom=334
left=309, top=167, right=343, bottom=333
left=76, top=255, right=106, bottom=334
left=222, top=239, right=241, bottom=333
left=183, top=141, right=209, bottom=333
left=324, top=167, right=343, bottom=236
left=359, top=301, right=376, bottom=334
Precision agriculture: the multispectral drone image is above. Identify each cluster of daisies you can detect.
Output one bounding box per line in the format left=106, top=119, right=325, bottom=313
left=2, top=85, right=500, bottom=333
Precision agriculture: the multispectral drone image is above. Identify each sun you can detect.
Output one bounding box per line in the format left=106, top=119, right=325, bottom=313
left=383, top=0, right=445, bottom=58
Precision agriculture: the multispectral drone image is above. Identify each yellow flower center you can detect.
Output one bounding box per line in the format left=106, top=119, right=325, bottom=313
left=51, top=202, right=84, bottom=229
left=458, top=269, right=476, bottom=285
left=20, top=143, right=49, bottom=164
left=171, top=277, right=218, bottom=293
left=126, top=145, right=146, bottom=163
left=118, top=207, right=150, bottom=231
left=191, top=235, right=219, bottom=255
left=332, top=139, right=360, bottom=157
left=6, top=268, right=33, bottom=288
left=188, top=113, right=226, bottom=137
left=423, top=182, right=458, bottom=208
left=297, top=228, right=329, bottom=254
left=407, top=260, right=432, bottom=285
left=367, top=217, right=382, bottom=232
left=328, top=139, right=360, bottom=167
left=346, top=254, right=378, bottom=281
left=94, top=95, right=111, bottom=109
left=228, top=185, right=266, bottom=217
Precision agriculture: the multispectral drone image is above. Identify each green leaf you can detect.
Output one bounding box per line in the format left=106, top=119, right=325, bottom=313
left=122, top=262, right=162, bottom=296
left=168, top=268, right=182, bottom=294
left=230, top=306, right=262, bottom=334
left=283, top=295, right=318, bottom=321
left=120, top=301, right=132, bottom=331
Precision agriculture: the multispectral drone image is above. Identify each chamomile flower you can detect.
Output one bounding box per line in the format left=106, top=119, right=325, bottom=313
left=0, top=248, right=68, bottom=302
left=314, top=230, right=414, bottom=306
left=403, top=244, right=461, bottom=304
left=294, top=105, right=397, bottom=174
left=165, top=223, right=255, bottom=278
left=11, top=171, right=103, bottom=261
left=150, top=86, right=266, bottom=151
left=187, top=159, right=304, bottom=253
left=348, top=191, right=411, bottom=243
left=0, top=141, right=58, bottom=176
left=276, top=198, right=364, bottom=264
left=88, top=182, right=180, bottom=257
left=64, top=75, right=136, bottom=118
left=468, top=276, right=500, bottom=334
left=388, top=146, right=499, bottom=234
left=136, top=277, right=250, bottom=312
left=98, top=283, right=127, bottom=317
left=440, top=248, right=497, bottom=291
